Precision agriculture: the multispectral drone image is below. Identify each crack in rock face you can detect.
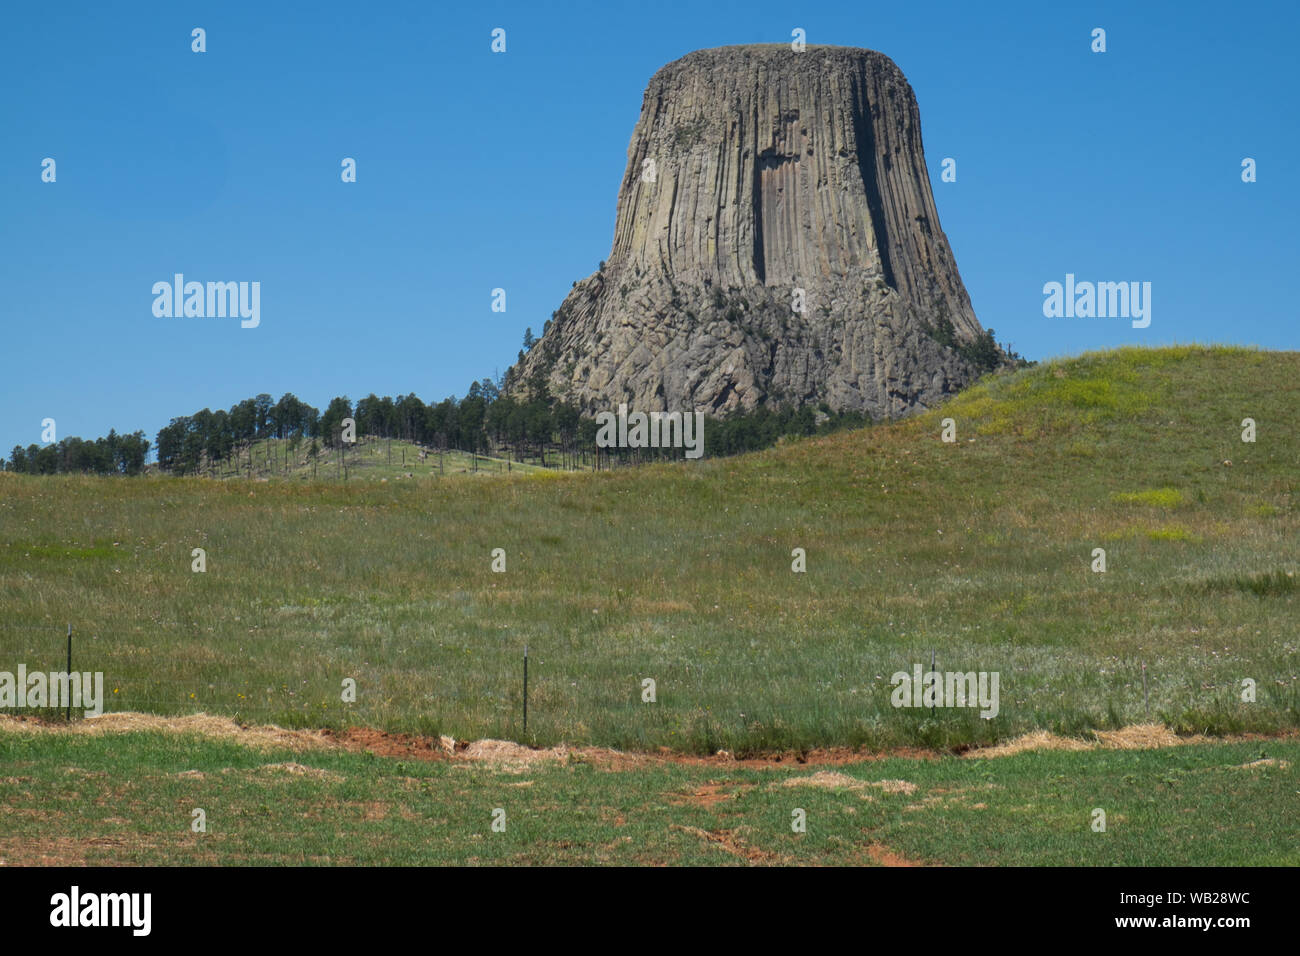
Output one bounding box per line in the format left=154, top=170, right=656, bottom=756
left=509, top=44, right=992, bottom=420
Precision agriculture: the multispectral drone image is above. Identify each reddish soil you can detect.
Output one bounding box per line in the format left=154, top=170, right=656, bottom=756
left=310, top=725, right=948, bottom=768
left=322, top=726, right=454, bottom=760
left=667, top=781, right=755, bottom=807
left=10, top=713, right=1297, bottom=770
left=866, top=843, right=928, bottom=867
left=669, top=825, right=784, bottom=864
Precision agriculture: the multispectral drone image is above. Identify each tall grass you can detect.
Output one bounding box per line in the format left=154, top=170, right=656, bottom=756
left=2, top=346, right=1297, bottom=751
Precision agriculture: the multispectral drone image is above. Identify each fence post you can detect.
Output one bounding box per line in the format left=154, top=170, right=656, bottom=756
left=1142, top=663, right=1149, bottom=719
left=65, top=622, right=72, bottom=721
left=929, top=648, right=936, bottom=716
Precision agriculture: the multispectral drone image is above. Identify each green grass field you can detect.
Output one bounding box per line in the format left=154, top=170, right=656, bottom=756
left=2, top=346, right=1298, bottom=756
left=0, top=720, right=1294, bottom=865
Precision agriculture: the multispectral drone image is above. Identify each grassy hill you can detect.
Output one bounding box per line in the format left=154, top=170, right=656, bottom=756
left=181, top=434, right=554, bottom=482
left=2, top=345, right=1297, bottom=753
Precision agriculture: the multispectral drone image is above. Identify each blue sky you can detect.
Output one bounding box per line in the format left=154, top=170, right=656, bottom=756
left=2, top=0, right=1296, bottom=457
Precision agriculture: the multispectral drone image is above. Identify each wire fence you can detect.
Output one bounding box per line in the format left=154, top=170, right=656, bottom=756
left=6, top=620, right=1290, bottom=729
left=0, top=621, right=468, bottom=722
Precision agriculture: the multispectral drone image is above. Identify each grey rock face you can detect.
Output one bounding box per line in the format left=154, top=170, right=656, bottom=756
left=509, top=44, right=991, bottom=419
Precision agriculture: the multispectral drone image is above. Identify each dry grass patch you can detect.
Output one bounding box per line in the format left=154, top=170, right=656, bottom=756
left=1094, top=724, right=1206, bottom=749
left=779, top=770, right=863, bottom=791
left=252, top=762, right=344, bottom=782
left=461, top=739, right=569, bottom=771
left=966, top=724, right=1206, bottom=758
left=0, top=712, right=334, bottom=752
left=1236, top=758, right=1290, bottom=770
left=777, top=771, right=916, bottom=796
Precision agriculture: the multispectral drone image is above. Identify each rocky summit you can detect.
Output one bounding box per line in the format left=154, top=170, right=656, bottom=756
left=508, top=44, right=998, bottom=419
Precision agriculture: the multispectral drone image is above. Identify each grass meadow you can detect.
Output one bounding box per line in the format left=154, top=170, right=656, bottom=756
left=2, top=346, right=1298, bottom=754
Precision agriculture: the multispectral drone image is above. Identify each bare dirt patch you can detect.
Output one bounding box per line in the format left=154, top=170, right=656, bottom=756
left=669, top=824, right=784, bottom=864
left=323, top=727, right=453, bottom=760
left=866, top=843, right=927, bottom=867
left=0, top=835, right=133, bottom=867
left=640, top=745, right=942, bottom=769
left=5, top=714, right=1285, bottom=770
left=355, top=801, right=389, bottom=821
left=598, top=807, right=628, bottom=827
left=668, top=781, right=754, bottom=807
left=1235, top=758, right=1291, bottom=770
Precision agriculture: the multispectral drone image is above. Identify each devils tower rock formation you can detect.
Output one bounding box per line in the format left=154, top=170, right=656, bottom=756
left=509, top=44, right=997, bottom=419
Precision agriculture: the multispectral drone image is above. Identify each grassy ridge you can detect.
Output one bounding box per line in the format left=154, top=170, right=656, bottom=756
left=1, top=346, right=1297, bottom=752
left=192, top=434, right=552, bottom=481
left=0, top=727, right=1295, bottom=865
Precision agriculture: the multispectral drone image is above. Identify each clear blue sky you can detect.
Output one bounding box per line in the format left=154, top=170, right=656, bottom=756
left=2, top=0, right=1296, bottom=457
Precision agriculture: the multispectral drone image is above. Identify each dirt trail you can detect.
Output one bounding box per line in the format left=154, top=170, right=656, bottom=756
left=2, top=713, right=1292, bottom=769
